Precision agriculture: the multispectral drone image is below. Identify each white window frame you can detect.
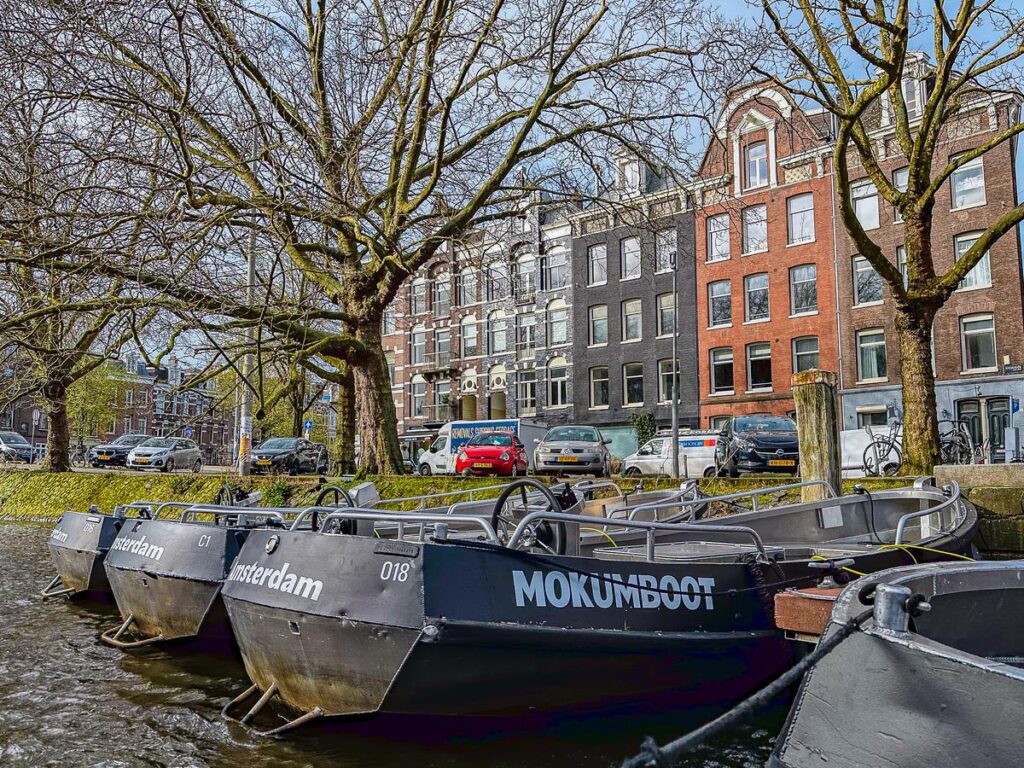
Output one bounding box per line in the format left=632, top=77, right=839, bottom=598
left=460, top=317, right=478, bottom=357
left=547, top=358, right=568, bottom=407
left=856, top=328, right=888, bottom=383
left=657, top=359, right=676, bottom=403
left=746, top=342, right=773, bottom=392
left=546, top=300, right=568, bottom=346
left=893, top=167, right=908, bottom=223
left=744, top=273, right=770, bottom=323
left=789, top=264, right=817, bottom=316
left=741, top=205, right=768, bottom=254
left=792, top=336, right=820, bottom=373
left=622, top=362, right=644, bottom=406
left=745, top=141, right=768, bottom=189
left=589, top=366, right=609, bottom=409
left=951, top=154, right=986, bottom=211
left=708, top=280, right=731, bottom=328
left=411, top=279, right=428, bottom=314
left=458, top=268, right=477, bottom=306
left=588, top=305, right=608, bottom=346
left=620, top=236, right=641, bottom=280
left=621, top=298, right=643, bottom=342
left=960, top=314, right=997, bottom=373
left=656, top=293, right=675, bottom=337
left=587, top=243, right=608, bottom=286
left=517, top=369, right=537, bottom=416
left=655, top=229, right=675, bottom=273
left=710, top=348, right=734, bottom=395
left=487, top=310, right=507, bottom=354
left=851, top=181, right=880, bottom=231
left=786, top=193, right=815, bottom=245
left=852, top=256, right=883, bottom=307
left=706, top=214, right=730, bottom=262
left=411, top=327, right=427, bottom=364
left=954, top=232, right=992, bottom=292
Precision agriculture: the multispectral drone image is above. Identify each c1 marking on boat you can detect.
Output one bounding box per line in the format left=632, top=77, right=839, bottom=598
left=512, top=569, right=715, bottom=611
left=49, top=529, right=69, bottom=543
left=227, top=561, right=323, bottom=601
left=110, top=535, right=165, bottom=561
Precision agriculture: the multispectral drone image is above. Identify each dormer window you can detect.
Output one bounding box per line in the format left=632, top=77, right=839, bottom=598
left=902, top=77, right=921, bottom=119
left=744, top=142, right=768, bottom=189
left=618, top=159, right=641, bottom=194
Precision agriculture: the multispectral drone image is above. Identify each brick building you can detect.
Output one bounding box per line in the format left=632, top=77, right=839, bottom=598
left=692, top=84, right=839, bottom=429
left=836, top=55, right=1024, bottom=461
left=570, top=151, right=699, bottom=455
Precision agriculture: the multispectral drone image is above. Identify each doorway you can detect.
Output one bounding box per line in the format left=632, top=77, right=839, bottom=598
left=956, top=396, right=1010, bottom=462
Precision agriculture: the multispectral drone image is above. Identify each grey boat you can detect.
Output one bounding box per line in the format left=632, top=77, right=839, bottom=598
left=770, top=558, right=1023, bottom=768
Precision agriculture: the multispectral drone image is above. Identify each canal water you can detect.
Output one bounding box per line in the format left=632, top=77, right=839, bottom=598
left=0, top=524, right=777, bottom=767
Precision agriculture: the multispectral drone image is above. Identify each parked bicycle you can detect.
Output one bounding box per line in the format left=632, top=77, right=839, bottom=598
left=938, top=420, right=975, bottom=466
left=69, top=446, right=88, bottom=469
left=863, top=419, right=977, bottom=476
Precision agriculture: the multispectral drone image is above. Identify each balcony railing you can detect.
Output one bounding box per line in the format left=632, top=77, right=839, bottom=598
left=411, top=350, right=454, bottom=371
left=515, top=340, right=536, bottom=361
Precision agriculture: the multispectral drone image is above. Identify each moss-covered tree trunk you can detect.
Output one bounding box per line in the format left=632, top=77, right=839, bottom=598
left=42, top=378, right=71, bottom=472
left=352, top=321, right=405, bottom=474
left=895, top=308, right=941, bottom=475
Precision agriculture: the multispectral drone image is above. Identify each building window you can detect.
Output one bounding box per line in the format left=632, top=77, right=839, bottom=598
left=435, top=328, right=451, bottom=366
left=125, top=389, right=134, bottom=406
left=517, top=370, right=537, bottom=415
left=546, top=299, right=568, bottom=346
left=458, top=268, right=477, bottom=305
left=658, top=359, right=677, bottom=403
left=656, top=293, right=675, bottom=336
left=515, top=256, right=536, bottom=300
left=618, top=158, right=641, bottom=193
left=589, top=305, right=608, bottom=346
left=435, top=380, right=451, bottom=413
left=706, top=214, right=730, bottom=262
left=961, top=315, right=996, bottom=371
left=793, top=336, right=819, bottom=372
left=433, top=272, right=451, bottom=317
left=857, top=329, right=887, bottom=381
left=851, top=181, right=879, bottom=230
left=710, top=348, right=734, bottom=394
left=902, top=76, right=921, bottom=119
left=487, top=310, right=507, bottom=354
left=897, top=246, right=908, bottom=287
left=741, top=205, right=768, bottom=254
left=140, top=389, right=148, bottom=406
left=708, top=280, right=731, bottom=327
left=460, top=316, right=478, bottom=357
left=620, top=236, right=641, bottom=280
left=852, top=256, right=883, bottom=305
left=744, top=273, right=769, bottom=322
left=710, top=415, right=730, bottom=431
left=486, top=262, right=509, bottom=301
left=542, top=248, right=569, bottom=290
left=623, top=363, right=644, bottom=405
left=746, top=343, right=772, bottom=390
left=411, top=279, right=427, bottom=314
left=587, top=243, right=607, bottom=286
left=789, top=264, right=817, bottom=315
left=857, top=407, right=888, bottom=428
left=123, top=416, right=132, bottom=434
left=745, top=141, right=768, bottom=189
left=655, top=229, right=675, bottom=272
left=382, top=305, right=398, bottom=335
left=954, top=232, right=992, bottom=291
left=411, top=327, right=426, bottom=364
left=622, top=298, right=642, bottom=341
left=385, top=351, right=396, bottom=383
left=137, top=416, right=147, bottom=435
left=893, top=167, right=908, bottom=223
left=411, top=377, right=426, bottom=417
left=589, top=366, right=609, bottom=408
left=547, top=357, right=568, bottom=407
left=951, top=154, right=985, bottom=210
left=787, top=193, right=814, bottom=244
left=516, top=313, right=536, bottom=359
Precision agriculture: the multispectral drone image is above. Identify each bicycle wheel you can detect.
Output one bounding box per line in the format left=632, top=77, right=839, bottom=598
left=863, top=439, right=900, bottom=476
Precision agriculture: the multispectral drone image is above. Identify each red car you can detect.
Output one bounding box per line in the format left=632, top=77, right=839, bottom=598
left=455, top=432, right=529, bottom=477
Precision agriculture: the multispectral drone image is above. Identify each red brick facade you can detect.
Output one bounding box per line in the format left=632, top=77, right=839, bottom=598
left=693, top=85, right=839, bottom=428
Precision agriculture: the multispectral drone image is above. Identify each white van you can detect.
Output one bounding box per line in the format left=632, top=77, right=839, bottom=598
left=620, top=432, right=721, bottom=478
left=418, top=419, right=548, bottom=475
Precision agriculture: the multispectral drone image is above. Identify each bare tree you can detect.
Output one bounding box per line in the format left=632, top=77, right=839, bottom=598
left=758, top=0, right=1024, bottom=472
left=44, top=0, right=741, bottom=473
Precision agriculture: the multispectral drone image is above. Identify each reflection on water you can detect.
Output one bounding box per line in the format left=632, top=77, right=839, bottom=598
left=0, top=524, right=776, bottom=767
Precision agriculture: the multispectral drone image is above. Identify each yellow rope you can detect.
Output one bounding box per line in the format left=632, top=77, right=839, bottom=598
left=881, top=544, right=975, bottom=562
left=581, top=526, right=619, bottom=547
left=811, top=554, right=867, bottom=577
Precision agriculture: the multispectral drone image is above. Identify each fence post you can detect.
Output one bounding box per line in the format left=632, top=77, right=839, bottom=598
left=792, top=369, right=841, bottom=502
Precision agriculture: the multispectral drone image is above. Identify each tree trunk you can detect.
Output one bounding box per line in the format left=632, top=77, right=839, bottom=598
left=895, top=309, right=941, bottom=475
left=335, top=362, right=357, bottom=474
left=352, top=321, right=405, bottom=474
left=42, top=379, right=71, bottom=472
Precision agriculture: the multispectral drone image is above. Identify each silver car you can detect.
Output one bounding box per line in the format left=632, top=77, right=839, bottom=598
left=533, top=425, right=611, bottom=477
left=127, top=437, right=203, bottom=473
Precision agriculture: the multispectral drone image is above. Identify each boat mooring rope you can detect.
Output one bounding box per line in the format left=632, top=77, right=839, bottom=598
left=619, top=608, right=874, bottom=768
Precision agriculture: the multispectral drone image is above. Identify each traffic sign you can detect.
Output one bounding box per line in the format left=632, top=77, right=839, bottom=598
left=183, top=426, right=194, bottom=438
left=304, top=418, right=315, bottom=431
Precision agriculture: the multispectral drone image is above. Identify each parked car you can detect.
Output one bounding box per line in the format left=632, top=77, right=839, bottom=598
left=715, top=415, right=799, bottom=476
left=533, top=425, right=612, bottom=477
left=417, top=419, right=548, bottom=475
left=127, top=437, right=203, bottom=473
left=621, top=431, right=720, bottom=478
left=88, top=434, right=150, bottom=468
left=252, top=437, right=328, bottom=475
left=0, top=431, right=34, bottom=463
left=454, top=432, right=529, bottom=477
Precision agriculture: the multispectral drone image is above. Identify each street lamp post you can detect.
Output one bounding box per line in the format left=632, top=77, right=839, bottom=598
left=670, top=250, right=680, bottom=479
left=238, top=228, right=256, bottom=476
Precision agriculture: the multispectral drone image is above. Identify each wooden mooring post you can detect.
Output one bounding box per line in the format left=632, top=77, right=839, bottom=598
left=792, top=369, right=840, bottom=503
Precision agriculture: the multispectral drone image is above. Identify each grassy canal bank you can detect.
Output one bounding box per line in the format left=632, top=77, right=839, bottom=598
left=0, top=469, right=912, bottom=523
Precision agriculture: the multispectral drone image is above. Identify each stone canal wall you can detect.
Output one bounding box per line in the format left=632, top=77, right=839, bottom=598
left=935, top=464, right=1024, bottom=558
left=0, top=470, right=910, bottom=522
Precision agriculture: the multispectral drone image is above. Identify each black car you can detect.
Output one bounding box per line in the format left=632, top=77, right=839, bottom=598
left=252, top=438, right=328, bottom=475
left=0, top=431, right=34, bottom=463
left=715, top=415, right=799, bottom=476
left=89, top=433, right=150, bottom=467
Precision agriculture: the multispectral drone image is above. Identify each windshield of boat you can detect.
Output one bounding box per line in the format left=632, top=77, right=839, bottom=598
left=734, top=416, right=797, bottom=433
left=138, top=438, right=177, bottom=449
left=0, top=432, right=29, bottom=445
left=544, top=427, right=599, bottom=443
left=114, top=434, right=149, bottom=446
left=260, top=438, right=299, bottom=450
left=468, top=433, right=512, bottom=447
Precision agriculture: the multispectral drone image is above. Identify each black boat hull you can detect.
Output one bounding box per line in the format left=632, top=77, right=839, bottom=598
left=45, top=510, right=124, bottom=597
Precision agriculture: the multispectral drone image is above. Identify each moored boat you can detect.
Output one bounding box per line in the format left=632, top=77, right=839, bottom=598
left=220, top=477, right=978, bottom=735
left=769, top=558, right=1024, bottom=768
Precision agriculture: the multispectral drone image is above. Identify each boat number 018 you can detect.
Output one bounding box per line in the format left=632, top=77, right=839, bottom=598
left=380, top=561, right=411, bottom=582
